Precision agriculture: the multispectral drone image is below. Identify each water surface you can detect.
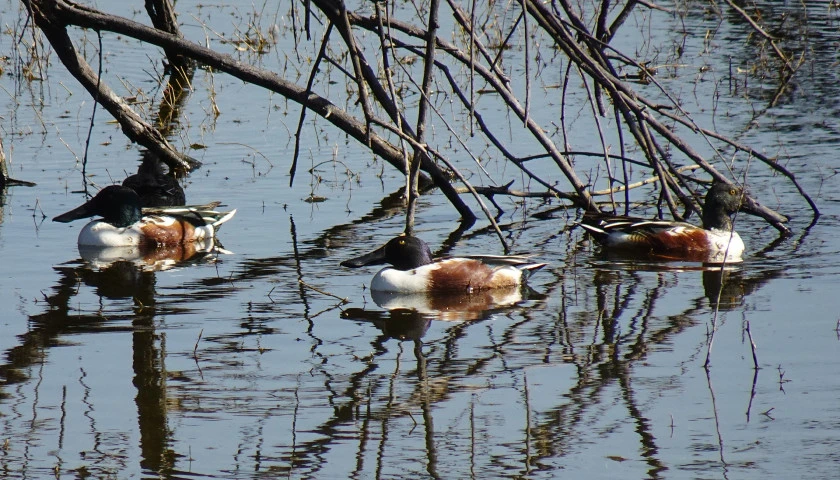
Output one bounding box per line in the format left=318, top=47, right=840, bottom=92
left=1, top=1, right=839, bottom=478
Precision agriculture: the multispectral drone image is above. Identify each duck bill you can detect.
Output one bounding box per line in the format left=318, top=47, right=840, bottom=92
left=53, top=199, right=96, bottom=223
left=340, top=244, right=388, bottom=268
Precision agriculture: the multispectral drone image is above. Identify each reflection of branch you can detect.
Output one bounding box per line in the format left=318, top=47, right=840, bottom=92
left=704, top=369, right=728, bottom=469
left=619, top=363, right=667, bottom=475
left=722, top=0, right=793, bottom=72
left=746, top=368, right=758, bottom=422
left=523, top=372, right=533, bottom=474
left=26, top=0, right=198, bottom=172
left=155, top=66, right=195, bottom=143
left=145, top=0, right=195, bottom=72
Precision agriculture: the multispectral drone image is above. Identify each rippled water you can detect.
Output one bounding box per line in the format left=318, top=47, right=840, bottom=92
left=1, top=1, right=839, bottom=479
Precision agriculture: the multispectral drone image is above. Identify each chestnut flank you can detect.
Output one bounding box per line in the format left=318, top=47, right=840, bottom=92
left=140, top=219, right=198, bottom=246
left=429, top=260, right=520, bottom=292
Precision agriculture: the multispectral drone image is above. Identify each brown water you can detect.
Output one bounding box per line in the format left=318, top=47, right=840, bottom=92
left=1, top=1, right=839, bottom=478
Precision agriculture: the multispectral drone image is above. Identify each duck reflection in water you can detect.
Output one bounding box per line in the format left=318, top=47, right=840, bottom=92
left=369, top=286, right=530, bottom=322
left=78, top=238, right=229, bottom=273
left=703, top=268, right=748, bottom=310
left=343, top=285, right=543, bottom=343
left=342, top=307, right=433, bottom=342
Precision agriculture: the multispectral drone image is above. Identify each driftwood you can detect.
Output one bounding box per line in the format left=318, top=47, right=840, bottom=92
left=21, top=0, right=819, bottom=237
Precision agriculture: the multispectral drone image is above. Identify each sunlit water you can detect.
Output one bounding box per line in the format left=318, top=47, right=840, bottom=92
left=1, top=1, right=839, bottom=479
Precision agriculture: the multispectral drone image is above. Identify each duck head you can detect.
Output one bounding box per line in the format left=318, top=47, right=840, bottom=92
left=53, top=185, right=143, bottom=228
left=341, top=236, right=434, bottom=271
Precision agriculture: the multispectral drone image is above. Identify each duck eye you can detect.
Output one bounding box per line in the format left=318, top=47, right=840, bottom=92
left=729, top=189, right=736, bottom=195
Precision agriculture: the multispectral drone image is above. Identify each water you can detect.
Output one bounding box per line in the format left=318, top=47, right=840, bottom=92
left=1, top=1, right=839, bottom=478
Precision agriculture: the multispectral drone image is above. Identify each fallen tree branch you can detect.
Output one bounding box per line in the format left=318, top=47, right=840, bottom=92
left=24, top=0, right=811, bottom=236
left=26, top=0, right=471, bottom=217
left=26, top=0, right=198, bottom=172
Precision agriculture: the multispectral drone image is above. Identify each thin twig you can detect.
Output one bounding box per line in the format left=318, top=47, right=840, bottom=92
left=298, top=279, right=349, bottom=304
left=591, top=166, right=702, bottom=196
left=407, top=0, right=440, bottom=235
left=336, top=1, right=373, bottom=146
left=193, top=328, right=203, bottom=357
left=746, top=367, right=758, bottom=422
left=81, top=30, right=103, bottom=197
left=290, top=22, right=333, bottom=187
left=521, top=0, right=530, bottom=126
left=745, top=320, right=759, bottom=370
left=375, top=1, right=410, bottom=192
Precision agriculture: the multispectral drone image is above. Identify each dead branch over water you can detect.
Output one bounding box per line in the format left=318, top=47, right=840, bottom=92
left=21, top=0, right=819, bottom=234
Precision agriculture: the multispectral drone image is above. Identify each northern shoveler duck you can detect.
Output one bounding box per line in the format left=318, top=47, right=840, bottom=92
left=53, top=185, right=236, bottom=247
left=122, top=155, right=186, bottom=207
left=579, top=182, right=745, bottom=263
left=340, top=235, right=546, bottom=293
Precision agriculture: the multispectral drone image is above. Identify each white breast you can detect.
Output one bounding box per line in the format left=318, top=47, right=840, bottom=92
left=370, top=265, right=438, bottom=293
left=78, top=221, right=145, bottom=247
left=706, top=230, right=745, bottom=263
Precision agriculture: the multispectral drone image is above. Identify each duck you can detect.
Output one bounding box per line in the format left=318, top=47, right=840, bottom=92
left=121, top=154, right=186, bottom=207
left=340, top=235, right=546, bottom=293
left=53, top=185, right=236, bottom=247
left=578, top=182, right=745, bottom=263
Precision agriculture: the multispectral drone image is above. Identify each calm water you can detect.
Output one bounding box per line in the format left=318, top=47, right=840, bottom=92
left=1, top=1, right=839, bottom=479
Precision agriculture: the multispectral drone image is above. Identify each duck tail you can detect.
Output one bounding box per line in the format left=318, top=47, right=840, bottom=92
left=210, top=209, right=237, bottom=230
left=144, top=203, right=237, bottom=230
left=520, top=262, right=548, bottom=277
left=578, top=221, right=609, bottom=242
